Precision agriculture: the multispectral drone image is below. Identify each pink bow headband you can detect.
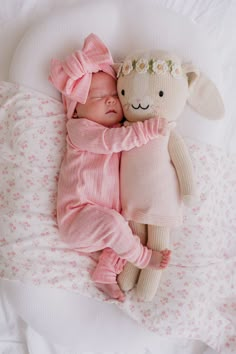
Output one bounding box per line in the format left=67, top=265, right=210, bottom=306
left=49, top=33, right=116, bottom=119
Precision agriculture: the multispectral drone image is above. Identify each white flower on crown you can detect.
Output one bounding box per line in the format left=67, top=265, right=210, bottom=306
left=122, top=60, right=133, bottom=76
left=171, top=63, right=182, bottom=78
left=136, top=58, right=149, bottom=73
left=118, top=57, right=183, bottom=78
left=152, top=60, right=169, bottom=75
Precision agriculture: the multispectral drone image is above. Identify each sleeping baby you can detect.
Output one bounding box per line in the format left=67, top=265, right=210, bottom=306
left=49, top=33, right=171, bottom=301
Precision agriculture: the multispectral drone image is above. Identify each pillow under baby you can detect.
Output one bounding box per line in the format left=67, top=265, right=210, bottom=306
left=117, top=49, right=225, bottom=301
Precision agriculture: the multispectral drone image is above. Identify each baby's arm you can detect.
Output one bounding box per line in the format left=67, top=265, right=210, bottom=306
left=67, top=117, right=166, bottom=154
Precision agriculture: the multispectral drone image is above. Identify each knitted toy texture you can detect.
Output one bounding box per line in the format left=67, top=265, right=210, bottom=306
left=117, top=50, right=224, bottom=301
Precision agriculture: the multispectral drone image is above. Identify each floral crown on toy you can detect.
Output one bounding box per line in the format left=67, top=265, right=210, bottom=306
left=117, top=57, right=183, bottom=79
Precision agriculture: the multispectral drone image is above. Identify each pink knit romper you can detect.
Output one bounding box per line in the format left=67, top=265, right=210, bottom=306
left=57, top=117, right=162, bottom=283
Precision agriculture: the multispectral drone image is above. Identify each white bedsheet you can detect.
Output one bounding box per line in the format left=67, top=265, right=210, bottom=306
left=1, top=279, right=215, bottom=354
left=0, top=1, right=235, bottom=354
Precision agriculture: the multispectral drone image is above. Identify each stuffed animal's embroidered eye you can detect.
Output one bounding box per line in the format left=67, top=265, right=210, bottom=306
left=159, top=91, right=164, bottom=97
left=121, top=89, right=125, bottom=96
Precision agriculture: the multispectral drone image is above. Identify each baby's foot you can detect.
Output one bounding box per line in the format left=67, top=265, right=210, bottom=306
left=95, top=283, right=126, bottom=302
left=148, top=249, right=171, bottom=269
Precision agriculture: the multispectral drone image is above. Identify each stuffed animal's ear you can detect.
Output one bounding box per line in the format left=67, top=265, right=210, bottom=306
left=182, top=63, right=200, bottom=90
left=183, top=63, right=225, bottom=119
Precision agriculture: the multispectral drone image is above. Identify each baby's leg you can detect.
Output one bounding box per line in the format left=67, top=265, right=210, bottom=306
left=92, top=248, right=126, bottom=302
left=58, top=204, right=151, bottom=269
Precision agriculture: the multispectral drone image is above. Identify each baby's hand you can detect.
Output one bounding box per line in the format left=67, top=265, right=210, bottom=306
left=142, top=116, right=168, bottom=138
left=123, top=120, right=131, bottom=127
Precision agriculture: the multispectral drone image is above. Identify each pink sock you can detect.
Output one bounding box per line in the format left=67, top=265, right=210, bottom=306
left=92, top=248, right=126, bottom=284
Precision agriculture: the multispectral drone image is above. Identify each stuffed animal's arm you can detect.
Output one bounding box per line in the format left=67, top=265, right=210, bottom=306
left=168, top=130, right=198, bottom=206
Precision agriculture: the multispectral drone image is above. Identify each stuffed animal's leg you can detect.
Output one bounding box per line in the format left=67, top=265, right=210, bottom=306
left=118, top=222, right=147, bottom=291
left=136, top=225, right=170, bottom=301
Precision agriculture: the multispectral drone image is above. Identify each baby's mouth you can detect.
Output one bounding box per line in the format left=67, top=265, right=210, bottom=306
left=106, top=109, right=117, bottom=114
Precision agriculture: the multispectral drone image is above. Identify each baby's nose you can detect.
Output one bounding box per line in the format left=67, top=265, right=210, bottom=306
left=106, top=96, right=116, bottom=105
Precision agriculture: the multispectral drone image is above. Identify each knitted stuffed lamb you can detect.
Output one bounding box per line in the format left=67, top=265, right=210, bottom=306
left=117, top=50, right=224, bottom=301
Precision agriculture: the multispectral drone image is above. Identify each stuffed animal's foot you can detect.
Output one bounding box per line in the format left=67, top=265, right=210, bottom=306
left=95, top=283, right=125, bottom=302
left=148, top=249, right=171, bottom=269
left=118, top=262, right=140, bottom=291
left=136, top=268, right=163, bottom=301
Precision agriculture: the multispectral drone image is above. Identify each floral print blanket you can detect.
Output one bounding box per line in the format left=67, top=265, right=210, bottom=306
left=0, top=82, right=235, bottom=354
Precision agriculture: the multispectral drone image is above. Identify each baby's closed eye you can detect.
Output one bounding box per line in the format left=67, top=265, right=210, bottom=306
left=91, top=96, right=103, bottom=100
left=91, top=93, right=118, bottom=99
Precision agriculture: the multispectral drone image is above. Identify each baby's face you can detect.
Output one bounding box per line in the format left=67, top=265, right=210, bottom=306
left=76, top=72, right=123, bottom=127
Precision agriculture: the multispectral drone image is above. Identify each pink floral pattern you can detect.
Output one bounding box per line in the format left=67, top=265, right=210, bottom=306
left=0, top=82, right=235, bottom=354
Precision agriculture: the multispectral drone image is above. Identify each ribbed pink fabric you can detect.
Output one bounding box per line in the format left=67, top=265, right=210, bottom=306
left=91, top=248, right=126, bottom=284
left=57, top=117, right=163, bottom=268
left=49, top=33, right=116, bottom=119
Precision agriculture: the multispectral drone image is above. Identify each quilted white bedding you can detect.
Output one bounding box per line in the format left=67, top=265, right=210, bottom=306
left=0, top=1, right=236, bottom=354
